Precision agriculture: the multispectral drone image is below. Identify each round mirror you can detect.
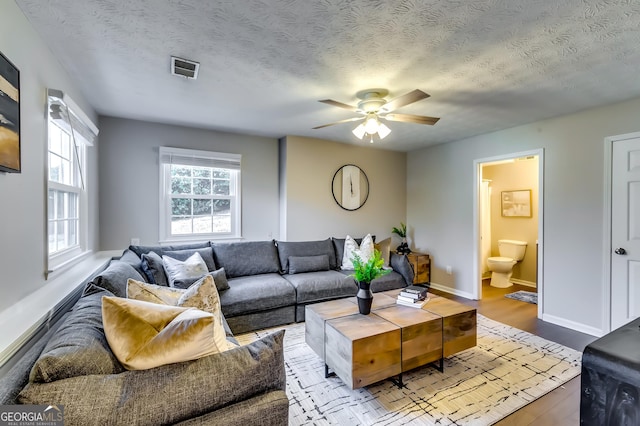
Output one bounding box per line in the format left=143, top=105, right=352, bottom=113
left=331, top=164, right=369, bottom=211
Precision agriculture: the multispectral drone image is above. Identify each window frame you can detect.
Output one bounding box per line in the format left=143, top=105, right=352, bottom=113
left=46, top=114, right=87, bottom=271
left=159, top=147, right=242, bottom=243
left=46, top=89, right=97, bottom=277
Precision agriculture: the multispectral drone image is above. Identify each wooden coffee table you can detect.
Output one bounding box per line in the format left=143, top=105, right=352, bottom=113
left=305, top=290, right=476, bottom=389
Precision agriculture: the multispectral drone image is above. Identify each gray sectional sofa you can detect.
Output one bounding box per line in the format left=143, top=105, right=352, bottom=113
left=0, top=237, right=413, bottom=425
left=124, top=237, right=414, bottom=333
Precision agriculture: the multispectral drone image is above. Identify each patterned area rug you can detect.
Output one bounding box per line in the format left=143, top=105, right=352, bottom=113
left=505, top=290, right=538, bottom=304
left=236, top=314, right=581, bottom=425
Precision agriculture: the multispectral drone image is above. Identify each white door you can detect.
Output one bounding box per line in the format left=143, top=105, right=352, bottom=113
left=611, top=136, right=640, bottom=330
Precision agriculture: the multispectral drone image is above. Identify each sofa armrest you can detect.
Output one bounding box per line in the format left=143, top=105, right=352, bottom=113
left=390, top=252, right=414, bottom=285
left=18, top=330, right=286, bottom=425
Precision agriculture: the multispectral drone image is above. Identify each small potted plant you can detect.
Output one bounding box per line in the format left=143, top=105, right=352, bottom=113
left=351, top=250, right=390, bottom=314
left=392, top=222, right=411, bottom=254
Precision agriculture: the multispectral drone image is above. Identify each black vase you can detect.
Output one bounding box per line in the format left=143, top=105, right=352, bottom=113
left=357, top=281, right=373, bottom=314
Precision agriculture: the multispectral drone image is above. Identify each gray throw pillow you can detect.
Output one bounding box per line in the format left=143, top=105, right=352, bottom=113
left=277, top=239, right=336, bottom=273
left=90, top=260, right=145, bottom=297
left=118, top=249, right=147, bottom=281
left=141, top=251, right=169, bottom=286
left=173, top=268, right=230, bottom=292
left=288, top=255, right=330, bottom=274
left=29, top=288, right=125, bottom=383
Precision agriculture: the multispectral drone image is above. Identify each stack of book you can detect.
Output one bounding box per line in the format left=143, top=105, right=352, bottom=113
left=396, top=285, right=429, bottom=308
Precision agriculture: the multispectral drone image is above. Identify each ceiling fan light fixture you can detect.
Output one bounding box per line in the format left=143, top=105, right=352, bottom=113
left=352, top=123, right=366, bottom=139
left=364, top=115, right=380, bottom=134
left=378, top=122, right=391, bottom=139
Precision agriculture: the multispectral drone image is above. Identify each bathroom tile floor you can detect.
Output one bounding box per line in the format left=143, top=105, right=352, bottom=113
left=429, top=280, right=597, bottom=426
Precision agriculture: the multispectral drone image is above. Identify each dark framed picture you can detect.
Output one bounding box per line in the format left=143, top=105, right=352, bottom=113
left=0, top=51, right=20, bottom=173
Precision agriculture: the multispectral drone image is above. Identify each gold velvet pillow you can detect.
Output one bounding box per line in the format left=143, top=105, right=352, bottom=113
left=374, top=237, right=392, bottom=269
left=127, top=280, right=184, bottom=305
left=102, top=297, right=227, bottom=370
left=126, top=275, right=234, bottom=355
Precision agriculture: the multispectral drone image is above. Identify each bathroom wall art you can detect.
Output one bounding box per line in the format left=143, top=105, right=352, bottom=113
left=501, top=189, right=531, bottom=217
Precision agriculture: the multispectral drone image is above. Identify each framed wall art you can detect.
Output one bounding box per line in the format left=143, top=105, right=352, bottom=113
left=0, top=51, right=20, bottom=173
left=501, top=189, right=532, bottom=217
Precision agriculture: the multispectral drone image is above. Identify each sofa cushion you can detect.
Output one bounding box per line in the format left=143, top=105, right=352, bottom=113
left=163, top=247, right=217, bottom=272
left=173, top=267, right=230, bottom=292
left=18, top=330, right=286, bottom=425
left=276, top=238, right=336, bottom=273
left=128, top=241, right=210, bottom=258
left=337, top=269, right=407, bottom=292
left=90, top=260, right=145, bottom=298
left=141, top=251, right=168, bottom=286
left=288, top=255, right=330, bottom=275
left=220, top=274, right=295, bottom=317
left=162, top=252, right=209, bottom=287
left=118, top=249, right=147, bottom=281
left=283, top=270, right=357, bottom=304
left=212, top=241, right=280, bottom=278
left=29, top=288, right=124, bottom=383
left=102, top=296, right=232, bottom=370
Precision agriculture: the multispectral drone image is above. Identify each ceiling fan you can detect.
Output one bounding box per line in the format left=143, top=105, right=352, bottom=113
left=313, top=88, right=440, bottom=142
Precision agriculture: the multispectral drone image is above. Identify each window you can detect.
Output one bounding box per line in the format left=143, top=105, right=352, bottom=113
left=47, top=89, right=98, bottom=273
left=159, top=147, right=241, bottom=242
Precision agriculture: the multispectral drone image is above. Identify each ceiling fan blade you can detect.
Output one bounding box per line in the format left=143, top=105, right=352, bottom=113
left=381, top=89, right=430, bottom=113
left=312, top=116, right=363, bottom=129
left=384, top=113, right=440, bottom=125
left=319, top=99, right=360, bottom=112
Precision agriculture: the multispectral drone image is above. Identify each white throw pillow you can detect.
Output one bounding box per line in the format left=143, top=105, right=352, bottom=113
left=162, top=252, right=208, bottom=287
left=341, top=234, right=374, bottom=270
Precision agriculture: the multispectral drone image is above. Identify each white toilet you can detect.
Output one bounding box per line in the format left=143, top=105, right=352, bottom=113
left=487, top=240, right=528, bottom=288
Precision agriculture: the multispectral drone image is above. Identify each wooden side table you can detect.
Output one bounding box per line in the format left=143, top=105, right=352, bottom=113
left=406, top=252, right=431, bottom=284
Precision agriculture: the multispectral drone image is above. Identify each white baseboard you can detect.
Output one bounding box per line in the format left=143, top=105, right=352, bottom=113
left=510, top=278, right=537, bottom=288
left=542, top=313, right=605, bottom=338
left=429, top=282, right=476, bottom=300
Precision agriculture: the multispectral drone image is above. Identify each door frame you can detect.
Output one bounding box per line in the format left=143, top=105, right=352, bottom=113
left=473, top=148, right=544, bottom=319
left=602, top=131, right=640, bottom=333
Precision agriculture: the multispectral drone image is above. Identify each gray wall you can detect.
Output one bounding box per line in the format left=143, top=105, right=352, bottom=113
left=408, top=96, right=640, bottom=336
left=98, top=116, right=280, bottom=249
left=0, top=1, right=99, bottom=313
left=280, top=136, right=406, bottom=243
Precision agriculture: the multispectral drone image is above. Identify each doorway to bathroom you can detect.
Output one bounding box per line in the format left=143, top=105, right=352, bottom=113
left=473, top=149, right=544, bottom=319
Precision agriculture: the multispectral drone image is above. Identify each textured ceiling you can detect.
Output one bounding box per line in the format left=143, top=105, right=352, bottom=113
left=15, top=0, right=640, bottom=151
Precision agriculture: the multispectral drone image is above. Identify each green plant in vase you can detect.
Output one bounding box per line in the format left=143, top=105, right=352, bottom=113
left=392, top=222, right=411, bottom=254
left=351, top=249, right=390, bottom=314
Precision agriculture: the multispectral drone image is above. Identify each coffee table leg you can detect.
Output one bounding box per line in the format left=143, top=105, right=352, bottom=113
left=430, top=357, right=444, bottom=373
left=390, top=373, right=405, bottom=389
left=325, top=364, right=336, bottom=378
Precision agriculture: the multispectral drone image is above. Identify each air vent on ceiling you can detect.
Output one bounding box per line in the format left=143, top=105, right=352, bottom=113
left=171, top=56, right=199, bottom=79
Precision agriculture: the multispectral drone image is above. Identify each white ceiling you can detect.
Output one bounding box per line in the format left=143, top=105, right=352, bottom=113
left=16, top=0, right=640, bottom=151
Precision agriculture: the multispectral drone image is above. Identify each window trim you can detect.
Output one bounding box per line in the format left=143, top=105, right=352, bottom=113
left=159, top=147, right=242, bottom=243
left=46, top=90, right=96, bottom=277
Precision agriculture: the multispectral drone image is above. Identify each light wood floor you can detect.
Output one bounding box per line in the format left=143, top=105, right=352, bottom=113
left=429, top=281, right=597, bottom=426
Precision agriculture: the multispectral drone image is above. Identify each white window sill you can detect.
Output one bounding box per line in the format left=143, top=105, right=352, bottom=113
left=0, top=250, right=120, bottom=369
